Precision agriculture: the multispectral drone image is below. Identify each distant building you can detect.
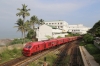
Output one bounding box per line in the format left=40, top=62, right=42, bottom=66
left=44, top=21, right=91, bottom=34
left=36, top=20, right=90, bottom=41
left=68, top=24, right=90, bottom=34
left=44, top=20, right=68, bottom=32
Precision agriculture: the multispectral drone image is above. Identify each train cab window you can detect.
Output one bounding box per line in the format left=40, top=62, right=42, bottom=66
left=25, top=45, right=31, bottom=49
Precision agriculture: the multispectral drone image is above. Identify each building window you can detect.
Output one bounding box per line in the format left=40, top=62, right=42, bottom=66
left=46, top=23, right=48, bottom=25
left=60, top=23, right=62, bottom=24
left=49, top=23, right=51, bottom=24
left=61, top=26, right=63, bottom=28
left=58, top=26, right=59, bottom=28
left=52, top=23, right=53, bottom=24
left=55, top=23, right=56, bottom=24
left=58, top=23, right=59, bottom=24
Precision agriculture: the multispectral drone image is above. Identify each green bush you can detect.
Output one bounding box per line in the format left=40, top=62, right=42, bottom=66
left=57, top=36, right=62, bottom=38
left=79, top=41, right=86, bottom=46
left=11, top=38, right=31, bottom=44
left=83, top=33, right=94, bottom=43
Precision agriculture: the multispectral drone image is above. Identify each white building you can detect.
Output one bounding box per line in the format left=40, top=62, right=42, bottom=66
left=44, top=20, right=68, bottom=32
left=36, top=24, right=68, bottom=41
left=68, top=24, right=90, bottom=34
left=36, top=20, right=90, bottom=41
left=36, top=25, right=52, bottom=41
left=44, top=21, right=90, bottom=34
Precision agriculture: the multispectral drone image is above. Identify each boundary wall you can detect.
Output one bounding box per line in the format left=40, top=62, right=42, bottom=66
left=79, top=46, right=100, bottom=66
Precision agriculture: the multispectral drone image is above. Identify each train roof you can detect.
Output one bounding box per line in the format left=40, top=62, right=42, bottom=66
left=26, top=41, right=44, bottom=45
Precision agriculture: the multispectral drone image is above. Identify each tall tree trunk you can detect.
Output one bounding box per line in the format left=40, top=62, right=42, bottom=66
left=22, top=31, right=24, bottom=44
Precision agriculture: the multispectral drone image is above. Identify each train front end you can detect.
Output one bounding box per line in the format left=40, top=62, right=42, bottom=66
left=22, top=43, right=32, bottom=56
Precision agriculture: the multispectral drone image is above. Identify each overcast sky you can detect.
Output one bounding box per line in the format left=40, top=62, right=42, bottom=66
left=0, top=0, right=100, bottom=39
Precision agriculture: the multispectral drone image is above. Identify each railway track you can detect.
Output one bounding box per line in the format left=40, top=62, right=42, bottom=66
left=0, top=43, right=67, bottom=66
left=69, top=41, right=84, bottom=66
left=52, top=41, right=75, bottom=66
left=52, top=40, right=84, bottom=66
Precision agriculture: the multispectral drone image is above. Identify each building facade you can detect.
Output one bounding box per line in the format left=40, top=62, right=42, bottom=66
left=36, top=25, right=52, bottom=41
left=36, top=20, right=90, bottom=41
left=44, top=20, right=68, bottom=32
left=36, top=24, right=68, bottom=41
left=44, top=21, right=90, bottom=34
left=68, top=24, right=90, bottom=34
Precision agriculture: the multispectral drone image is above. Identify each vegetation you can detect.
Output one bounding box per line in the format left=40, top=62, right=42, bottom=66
left=16, top=4, right=30, bottom=43
left=85, top=44, right=100, bottom=64
left=11, top=38, right=31, bottom=44
left=28, top=52, right=57, bottom=66
left=15, top=4, right=45, bottom=43
left=67, top=32, right=80, bottom=37
left=83, top=33, right=94, bottom=43
left=45, top=35, right=53, bottom=40
left=79, top=41, right=86, bottom=46
left=88, top=20, right=100, bottom=37
left=57, top=36, right=62, bottom=38
left=0, top=48, right=22, bottom=64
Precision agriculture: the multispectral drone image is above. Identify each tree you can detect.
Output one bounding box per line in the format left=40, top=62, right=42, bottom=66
left=83, top=33, right=94, bottom=43
left=30, top=15, right=38, bottom=30
left=27, top=29, right=36, bottom=40
left=16, top=4, right=30, bottom=23
left=16, top=4, right=30, bottom=43
left=38, top=19, right=44, bottom=26
left=24, top=20, right=31, bottom=37
left=88, top=20, right=100, bottom=37
left=15, top=18, right=24, bottom=39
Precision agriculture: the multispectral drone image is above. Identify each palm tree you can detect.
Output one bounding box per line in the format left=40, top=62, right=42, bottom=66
left=15, top=19, right=31, bottom=43
left=15, top=18, right=24, bottom=39
left=30, top=15, right=38, bottom=30
left=16, top=4, right=30, bottom=23
left=38, top=19, right=44, bottom=26
left=16, top=4, right=30, bottom=43
left=24, top=20, right=31, bottom=38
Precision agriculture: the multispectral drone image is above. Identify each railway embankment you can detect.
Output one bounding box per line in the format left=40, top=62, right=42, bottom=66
left=0, top=44, right=26, bottom=53
left=79, top=46, right=100, bottom=66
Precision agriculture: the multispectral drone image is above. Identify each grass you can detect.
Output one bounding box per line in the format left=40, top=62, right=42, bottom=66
left=85, top=44, right=100, bottom=54
left=60, top=55, right=70, bottom=66
left=79, top=41, right=86, bottom=46
left=0, top=48, right=22, bottom=64
left=28, top=52, right=57, bottom=66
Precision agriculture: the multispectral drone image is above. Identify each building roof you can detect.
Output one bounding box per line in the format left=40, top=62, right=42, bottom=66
left=45, top=20, right=63, bottom=22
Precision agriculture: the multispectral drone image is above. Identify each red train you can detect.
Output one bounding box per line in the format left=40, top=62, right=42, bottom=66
left=22, top=36, right=81, bottom=56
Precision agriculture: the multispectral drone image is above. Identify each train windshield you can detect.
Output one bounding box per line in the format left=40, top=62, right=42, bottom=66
left=25, top=45, right=31, bottom=49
